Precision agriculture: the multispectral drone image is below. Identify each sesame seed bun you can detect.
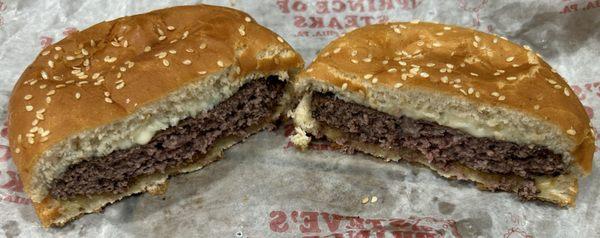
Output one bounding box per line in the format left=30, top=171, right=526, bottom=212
left=291, top=22, right=594, bottom=206
left=8, top=5, right=303, bottom=227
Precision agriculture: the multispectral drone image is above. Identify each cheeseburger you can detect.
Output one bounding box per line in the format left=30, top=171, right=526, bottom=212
left=291, top=22, right=595, bottom=206
left=8, top=5, right=303, bottom=227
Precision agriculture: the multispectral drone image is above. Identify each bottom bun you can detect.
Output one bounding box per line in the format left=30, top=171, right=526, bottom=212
left=34, top=120, right=276, bottom=227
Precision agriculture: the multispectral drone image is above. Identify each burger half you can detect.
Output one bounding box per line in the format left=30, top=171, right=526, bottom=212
left=291, top=22, right=595, bottom=206
left=8, top=5, right=303, bottom=227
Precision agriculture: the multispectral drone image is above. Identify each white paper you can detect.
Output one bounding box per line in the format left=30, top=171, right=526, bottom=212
left=0, top=0, right=599, bottom=237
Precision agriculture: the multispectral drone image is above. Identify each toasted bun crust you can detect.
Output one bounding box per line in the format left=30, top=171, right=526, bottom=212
left=8, top=4, right=303, bottom=226
left=296, top=22, right=594, bottom=174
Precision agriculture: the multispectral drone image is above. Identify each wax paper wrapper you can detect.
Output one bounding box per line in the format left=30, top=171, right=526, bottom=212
left=0, top=0, right=599, bottom=237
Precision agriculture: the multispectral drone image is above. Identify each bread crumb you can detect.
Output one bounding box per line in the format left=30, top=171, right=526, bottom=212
left=290, top=127, right=311, bottom=150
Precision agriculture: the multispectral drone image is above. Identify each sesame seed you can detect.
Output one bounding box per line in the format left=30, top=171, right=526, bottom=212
left=333, top=47, right=341, bottom=54
left=117, top=72, right=122, bottom=79
left=401, top=74, right=408, bottom=80
left=144, top=46, right=151, bottom=52
left=493, top=38, right=498, bottom=44
left=45, top=97, right=51, bottom=104
left=169, top=39, right=178, bottom=44
left=382, top=60, right=388, bottom=65
left=371, top=196, right=378, bottom=203
left=491, top=92, right=500, bottom=97
left=394, top=83, right=403, bottom=88
left=46, top=90, right=56, bottom=96
left=157, top=28, right=164, bottom=35
left=199, top=43, right=207, bottom=49
left=398, top=61, right=407, bottom=66
left=410, top=20, right=420, bottom=24
left=186, top=48, right=194, bottom=53
left=512, top=64, right=520, bottom=68
left=435, top=32, right=444, bottom=36
left=498, top=95, right=506, bottom=101
left=534, top=105, right=540, bottom=110
left=506, top=56, right=515, bottom=62
left=341, top=83, right=348, bottom=90
left=393, top=28, right=402, bottom=34
left=567, top=128, right=576, bottom=135
left=14, top=148, right=20, bottom=154
left=158, top=36, right=167, bottom=41
left=182, top=59, right=192, bottom=65
left=245, top=17, right=252, bottom=22
left=238, top=25, right=246, bottom=36
left=388, top=68, right=398, bottom=73
left=168, top=50, right=177, bottom=54
left=162, top=59, right=170, bottom=67
left=54, top=46, right=62, bottom=51
left=364, top=74, right=373, bottom=79
left=523, top=45, right=532, bottom=51
left=42, top=50, right=50, bottom=56
left=123, top=40, right=129, bottom=48
left=361, top=197, right=369, bottom=204
left=182, top=31, right=189, bottom=39
left=322, top=52, right=331, bottom=57
left=443, top=26, right=451, bottom=30
left=371, top=78, right=378, bottom=84
left=564, top=88, right=571, bottom=96
left=104, top=56, right=117, bottom=63
left=41, top=71, right=49, bottom=79
left=39, top=84, right=47, bottom=89
left=420, top=72, right=429, bottom=78
left=306, top=68, right=314, bottom=73
left=554, top=85, right=562, bottom=89
left=474, top=35, right=481, bottom=42
left=111, top=41, right=121, bottom=47
left=440, top=76, right=449, bottom=83
left=198, top=71, right=207, bottom=75
left=25, top=105, right=33, bottom=111
left=467, top=88, right=474, bottom=94
left=55, top=84, right=65, bottom=88
left=24, top=94, right=33, bottom=100
left=351, top=59, right=358, bottom=64
left=432, top=42, right=442, bottom=47
left=475, top=92, right=481, bottom=98
left=470, top=72, right=479, bottom=77
left=453, top=84, right=462, bottom=89
left=417, top=41, right=425, bottom=46
left=277, top=36, right=284, bottom=43
left=426, top=63, right=435, bottom=67
left=506, top=76, right=517, bottom=81
left=409, top=67, right=419, bottom=75
left=156, top=52, right=167, bottom=59
left=119, top=67, right=126, bottom=72
left=362, top=58, right=372, bottom=62
left=104, top=97, right=113, bottom=103
left=472, top=41, right=479, bottom=48
left=215, top=60, right=224, bottom=67
left=547, top=79, right=557, bottom=85
left=75, top=92, right=81, bottom=99
left=115, top=82, right=125, bottom=90
left=167, top=25, right=175, bottom=31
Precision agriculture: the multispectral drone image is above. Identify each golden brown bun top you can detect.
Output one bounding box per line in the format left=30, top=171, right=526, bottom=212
left=300, top=22, right=594, bottom=172
left=8, top=5, right=303, bottom=186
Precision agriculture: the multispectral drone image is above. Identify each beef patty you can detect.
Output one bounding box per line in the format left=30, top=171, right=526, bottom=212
left=311, top=92, right=567, bottom=179
left=50, top=77, right=285, bottom=200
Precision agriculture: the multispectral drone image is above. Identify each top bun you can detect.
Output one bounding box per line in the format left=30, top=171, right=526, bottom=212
left=297, top=21, right=594, bottom=173
left=8, top=5, right=303, bottom=202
